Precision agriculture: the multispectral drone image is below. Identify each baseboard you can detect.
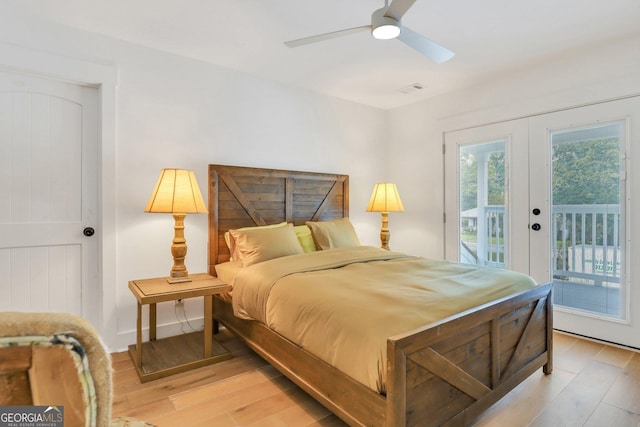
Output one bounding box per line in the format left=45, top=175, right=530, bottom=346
left=114, top=316, right=205, bottom=353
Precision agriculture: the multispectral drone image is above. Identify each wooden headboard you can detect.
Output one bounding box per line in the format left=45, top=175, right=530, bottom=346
left=208, top=164, right=349, bottom=273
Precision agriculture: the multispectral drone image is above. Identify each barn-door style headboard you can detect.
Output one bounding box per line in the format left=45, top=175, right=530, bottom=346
left=208, top=165, right=349, bottom=271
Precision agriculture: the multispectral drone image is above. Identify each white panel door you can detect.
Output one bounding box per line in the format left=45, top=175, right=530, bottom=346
left=0, top=70, right=99, bottom=326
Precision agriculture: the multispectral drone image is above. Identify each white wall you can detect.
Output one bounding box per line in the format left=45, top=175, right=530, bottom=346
left=387, top=35, right=640, bottom=259
left=0, top=14, right=389, bottom=350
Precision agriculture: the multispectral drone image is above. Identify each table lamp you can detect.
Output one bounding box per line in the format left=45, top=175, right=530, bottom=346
left=145, top=169, right=208, bottom=283
left=366, top=183, right=405, bottom=250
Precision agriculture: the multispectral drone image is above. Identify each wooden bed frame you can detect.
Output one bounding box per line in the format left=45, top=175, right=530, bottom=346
left=207, top=164, right=553, bottom=427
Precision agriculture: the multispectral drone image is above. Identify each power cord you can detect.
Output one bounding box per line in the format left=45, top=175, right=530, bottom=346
left=174, top=300, right=199, bottom=334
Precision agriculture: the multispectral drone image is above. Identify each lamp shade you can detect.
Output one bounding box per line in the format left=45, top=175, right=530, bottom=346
left=145, top=169, right=208, bottom=214
left=366, top=183, right=405, bottom=213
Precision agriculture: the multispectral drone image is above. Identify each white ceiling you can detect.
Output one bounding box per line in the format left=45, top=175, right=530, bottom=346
left=7, top=0, right=640, bottom=109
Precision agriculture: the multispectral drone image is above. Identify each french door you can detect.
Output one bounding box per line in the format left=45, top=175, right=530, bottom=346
left=445, top=119, right=530, bottom=275
left=445, top=97, right=640, bottom=348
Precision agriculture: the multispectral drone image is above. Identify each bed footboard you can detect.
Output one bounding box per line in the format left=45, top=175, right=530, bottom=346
left=215, top=283, right=552, bottom=427
left=386, top=282, right=553, bottom=427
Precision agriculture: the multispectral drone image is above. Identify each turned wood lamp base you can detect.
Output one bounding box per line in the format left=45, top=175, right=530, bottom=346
left=378, top=211, right=391, bottom=250
left=168, top=213, right=192, bottom=284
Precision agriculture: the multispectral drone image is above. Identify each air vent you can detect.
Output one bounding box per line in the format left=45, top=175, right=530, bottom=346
left=398, top=83, right=425, bottom=94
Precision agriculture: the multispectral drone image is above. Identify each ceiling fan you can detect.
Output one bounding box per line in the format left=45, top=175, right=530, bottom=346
left=284, top=0, right=455, bottom=64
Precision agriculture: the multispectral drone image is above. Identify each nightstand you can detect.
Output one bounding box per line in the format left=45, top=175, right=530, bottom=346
left=127, top=273, right=232, bottom=382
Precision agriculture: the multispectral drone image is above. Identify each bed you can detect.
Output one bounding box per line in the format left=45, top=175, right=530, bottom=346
left=207, top=164, right=553, bottom=427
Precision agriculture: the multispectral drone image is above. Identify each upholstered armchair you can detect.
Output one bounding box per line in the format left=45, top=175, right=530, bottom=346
left=0, top=312, right=151, bottom=427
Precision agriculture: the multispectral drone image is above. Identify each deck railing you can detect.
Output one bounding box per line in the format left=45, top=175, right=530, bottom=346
left=460, top=205, right=505, bottom=268
left=553, top=204, right=621, bottom=286
left=461, top=203, right=622, bottom=315
left=461, top=204, right=621, bottom=284
left=484, top=205, right=505, bottom=268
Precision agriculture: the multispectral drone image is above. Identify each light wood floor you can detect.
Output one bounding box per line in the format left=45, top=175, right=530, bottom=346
left=112, top=329, right=640, bottom=426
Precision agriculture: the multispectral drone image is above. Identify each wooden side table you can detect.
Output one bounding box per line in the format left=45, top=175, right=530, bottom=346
left=127, top=273, right=232, bottom=382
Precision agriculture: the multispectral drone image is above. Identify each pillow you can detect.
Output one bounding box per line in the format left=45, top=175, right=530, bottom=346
left=293, top=225, right=317, bottom=253
left=229, top=223, right=303, bottom=267
left=306, top=217, right=361, bottom=250
left=225, top=222, right=287, bottom=260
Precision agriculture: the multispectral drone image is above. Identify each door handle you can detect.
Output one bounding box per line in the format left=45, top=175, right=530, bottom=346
left=531, top=223, right=541, bottom=231
left=83, top=227, right=95, bottom=237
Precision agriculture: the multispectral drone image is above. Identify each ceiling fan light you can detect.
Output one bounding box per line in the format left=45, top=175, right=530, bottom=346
left=371, top=8, right=401, bottom=40
left=372, top=23, right=400, bottom=40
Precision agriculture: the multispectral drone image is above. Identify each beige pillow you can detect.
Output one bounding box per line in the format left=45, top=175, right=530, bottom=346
left=293, top=225, right=317, bottom=253
left=225, top=222, right=287, bottom=260
left=230, top=223, right=303, bottom=267
left=306, top=218, right=361, bottom=250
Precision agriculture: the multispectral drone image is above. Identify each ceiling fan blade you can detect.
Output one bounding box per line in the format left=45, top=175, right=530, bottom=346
left=285, top=25, right=371, bottom=48
left=397, top=26, right=455, bottom=64
left=384, top=0, right=417, bottom=21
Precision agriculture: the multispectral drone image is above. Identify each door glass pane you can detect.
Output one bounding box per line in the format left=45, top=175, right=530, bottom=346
left=551, top=122, right=625, bottom=318
left=459, top=140, right=506, bottom=268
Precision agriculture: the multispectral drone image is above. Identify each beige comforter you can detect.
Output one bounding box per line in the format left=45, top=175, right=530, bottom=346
left=231, top=246, right=537, bottom=393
